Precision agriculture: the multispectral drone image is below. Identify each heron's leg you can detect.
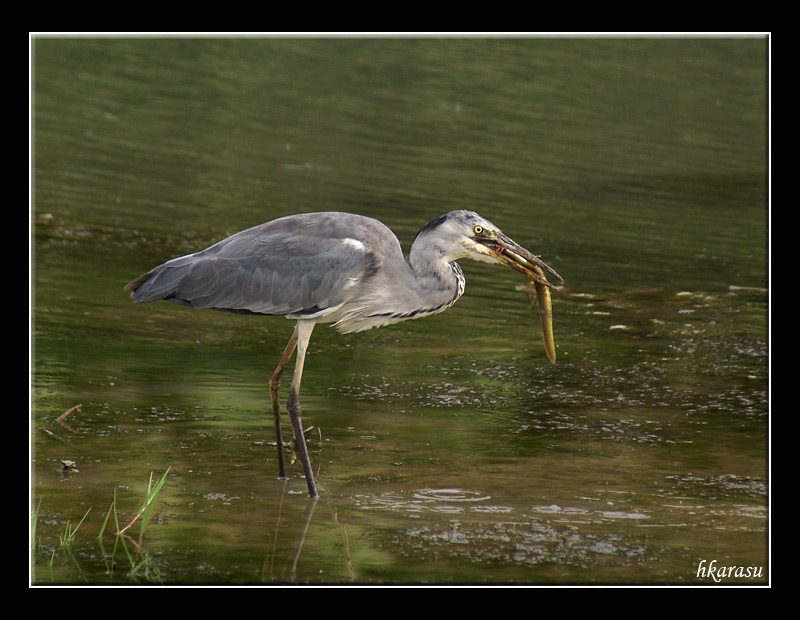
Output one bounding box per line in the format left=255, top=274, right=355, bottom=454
left=269, top=326, right=298, bottom=480
left=286, top=320, right=319, bottom=498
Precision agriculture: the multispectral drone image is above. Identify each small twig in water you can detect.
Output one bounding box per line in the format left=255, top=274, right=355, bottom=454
left=57, top=404, right=82, bottom=422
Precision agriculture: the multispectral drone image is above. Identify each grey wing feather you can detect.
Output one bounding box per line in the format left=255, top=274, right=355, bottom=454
left=127, top=219, right=381, bottom=317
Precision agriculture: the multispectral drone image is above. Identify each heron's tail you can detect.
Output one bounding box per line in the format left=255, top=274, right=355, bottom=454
left=124, top=264, right=189, bottom=304
left=124, top=270, right=154, bottom=295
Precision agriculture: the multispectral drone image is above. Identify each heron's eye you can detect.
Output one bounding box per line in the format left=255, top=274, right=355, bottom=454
left=473, top=225, right=484, bottom=236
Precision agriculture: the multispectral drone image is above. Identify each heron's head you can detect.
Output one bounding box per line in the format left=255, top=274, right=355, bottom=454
left=412, top=210, right=563, bottom=286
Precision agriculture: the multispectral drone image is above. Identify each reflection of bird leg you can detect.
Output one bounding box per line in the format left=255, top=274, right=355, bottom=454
left=264, top=478, right=287, bottom=582
left=283, top=495, right=319, bottom=581
left=286, top=320, right=319, bottom=498
left=269, top=326, right=298, bottom=480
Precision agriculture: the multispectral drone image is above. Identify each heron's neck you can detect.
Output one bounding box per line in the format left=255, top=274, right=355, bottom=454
left=407, top=244, right=466, bottom=312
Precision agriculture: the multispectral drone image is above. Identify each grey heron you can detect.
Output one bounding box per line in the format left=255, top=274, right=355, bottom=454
left=125, top=210, right=563, bottom=498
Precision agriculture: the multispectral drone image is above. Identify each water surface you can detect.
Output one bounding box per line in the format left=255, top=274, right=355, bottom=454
left=31, top=36, right=768, bottom=585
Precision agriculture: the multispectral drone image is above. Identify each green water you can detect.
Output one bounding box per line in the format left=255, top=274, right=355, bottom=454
left=31, top=36, right=768, bottom=585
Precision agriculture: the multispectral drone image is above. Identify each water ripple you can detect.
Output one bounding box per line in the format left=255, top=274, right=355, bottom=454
left=354, top=488, right=495, bottom=515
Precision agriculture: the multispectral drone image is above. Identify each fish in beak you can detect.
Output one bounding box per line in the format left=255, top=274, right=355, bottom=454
left=478, top=231, right=563, bottom=364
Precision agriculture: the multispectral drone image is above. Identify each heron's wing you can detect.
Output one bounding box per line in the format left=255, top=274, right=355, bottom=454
left=127, top=220, right=384, bottom=317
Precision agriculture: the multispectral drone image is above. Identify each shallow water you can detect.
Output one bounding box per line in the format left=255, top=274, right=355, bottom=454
left=31, top=36, right=768, bottom=585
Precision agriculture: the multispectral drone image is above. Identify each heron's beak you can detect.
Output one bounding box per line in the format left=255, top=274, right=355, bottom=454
left=489, top=233, right=563, bottom=287
left=481, top=233, right=563, bottom=364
